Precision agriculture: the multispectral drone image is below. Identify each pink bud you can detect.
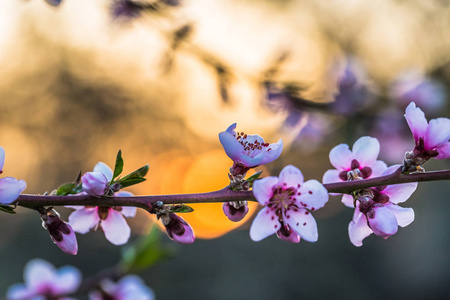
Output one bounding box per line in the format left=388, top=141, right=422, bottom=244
left=42, top=209, right=78, bottom=255
left=222, top=201, right=249, bottom=222
left=161, top=213, right=195, bottom=244
left=82, top=172, right=108, bottom=196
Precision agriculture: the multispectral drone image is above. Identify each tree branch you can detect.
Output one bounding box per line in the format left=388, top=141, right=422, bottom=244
left=15, top=168, right=450, bottom=210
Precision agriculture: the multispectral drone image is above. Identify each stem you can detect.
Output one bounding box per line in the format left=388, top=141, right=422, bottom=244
left=15, top=168, right=450, bottom=210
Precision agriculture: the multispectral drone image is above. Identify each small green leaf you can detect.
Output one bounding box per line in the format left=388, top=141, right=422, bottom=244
left=0, top=204, right=16, bottom=214
left=120, top=164, right=149, bottom=182
left=118, top=177, right=146, bottom=188
left=170, top=204, right=194, bottom=213
left=112, top=150, right=124, bottom=182
left=246, top=171, right=263, bottom=188
left=55, top=182, right=77, bottom=196
left=74, top=171, right=82, bottom=185
left=121, top=226, right=173, bottom=272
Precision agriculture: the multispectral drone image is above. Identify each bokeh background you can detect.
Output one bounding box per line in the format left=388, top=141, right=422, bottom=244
left=1, top=0, right=450, bottom=299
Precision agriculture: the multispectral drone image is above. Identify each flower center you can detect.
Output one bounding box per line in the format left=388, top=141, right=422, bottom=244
left=267, top=185, right=298, bottom=222
left=236, top=131, right=271, bottom=158
left=339, top=159, right=372, bottom=181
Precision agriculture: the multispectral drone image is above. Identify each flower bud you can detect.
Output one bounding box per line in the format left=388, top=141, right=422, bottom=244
left=160, top=213, right=195, bottom=244
left=41, top=209, right=78, bottom=255
left=276, top=223, right=301, bottom=243
left=222, top=201, right=248, bottom=222
left=82, top=171, right=108, bottom=196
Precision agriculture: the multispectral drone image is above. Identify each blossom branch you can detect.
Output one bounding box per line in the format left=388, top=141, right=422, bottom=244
left=15, top=168, right=450, bottom=209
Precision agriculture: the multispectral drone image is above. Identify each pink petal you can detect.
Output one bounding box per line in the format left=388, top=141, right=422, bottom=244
left=68, top=207, right=100, bottom=234
left=404, top=102, right=428, bottom=142
left=297, top=179, right=328, bottom=210
left=348, top=209, right=373, bottom=247
left=259, top=139, right=283, bottom=165
left=385, top=203, right=414, bottom=227
left=249, top=207, right=279, bottom=241
left=52, top=266, right=82, bottom=294
left=436, top=142, right=450, bottom=159
left=81, top=172, right=108, bottom=196
left=322, top=169, right=342, bottom=184
left=370, top=160, right=388, bottom=177
left=252, top=176, right=278, bottom=205
left=382, top=182, right=417, bottom=204
left=120, top=206, right=137, bottom=218
left=116, top=275, right=155, bottom=300
left=0, top=177, right=27, bottom=204
left=6, top=283, right=32, bottom=300
left=219, top=130, right=244, bottom=163
left=115, top=191, right=133, bottom=197
left=102, top=209, right=131, bottom=245
left=24, top=259, right=56, bottom=291
left=54, top=225, right=78, bottom=255
left=425, top=117, right=450, bottom=149
left=341, top=194, right=354, bottom=208
left=278, top=165, right=304, bottom=188
left=287, top=209, right=318, bottom=242
left=0, top=146, right=5, bottom=171
left=94, top=162, right=114, bottom=182
left=368, top=206, right=398, bottom=238
left=329, top=143, right=353, bottom=170
left=352, top=136, right=380, bottom=167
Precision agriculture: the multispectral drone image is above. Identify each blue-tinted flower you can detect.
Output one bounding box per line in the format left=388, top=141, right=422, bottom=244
left=89, top=275, right=154, bottom=300
left=0, top=146, right=27, bottom=205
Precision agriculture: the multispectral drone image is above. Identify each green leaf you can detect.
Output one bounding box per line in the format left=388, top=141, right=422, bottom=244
left=246, top=171, right=263, bottom=188
left=0, top=204, right=16, bottom=214
left=121, top=226, right=173, bottom=272
left=118, top=177, right=146, bottom=189
left=112, top=150, right=124, bottom=182
left=120, top=164, right=149, bottom=181
left=55, top=182, right=77, bottom=196
left=170, top=204, right=194, bottom=213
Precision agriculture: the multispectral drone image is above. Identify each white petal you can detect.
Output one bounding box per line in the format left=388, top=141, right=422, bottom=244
left=24, top=259, right=56, bottom=290
left=52, top=266, right=82, bottom=294
left=249, top=207, right=279, bottom=241
left=371, top=160, right=388, bottom=177
left=252, top=177, right=278, bottom=205
left=287, top=209, right=318, bottom=242
left=297, top=180, right=328, bottom=210
left=0, top=177, right=26, bottom=204
left=68, top=208, right=99, bottom=234
left=348, top=209, right=373, bottom=247
left=368, top=206, right=398, bottom=238
left=382, top=182, right=417, bottom=204
left=278, top=165, right=304, bottom=187
left=436, top=142, right=450, bottom=159
left=6, top=283, right=33, bottom=300
left=329, top=143, right=353, bottom=170
left=322, top=169, right=342, bottom=184
left=352, top=136, right=380, bottom=167
left=386, top=203, right=414, bottom=227
left=425, top=117, right=450, bottom=149
left=94, top=162, right=113, bottom=182
left=116, top=275, right=155, bottom=300
left=404, top=102, right=428, bottom=142
left=102, top=209, right=131, bottom=245
left=121, top=206, right=137, bottom=218
left=0, top=146, right=5, bottom=171
left=341, top=194, right=355, bottom=208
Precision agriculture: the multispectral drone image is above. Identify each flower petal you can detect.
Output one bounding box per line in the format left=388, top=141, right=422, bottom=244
left=219, top=131, right=243, bottom=163
left=371, top=160, right=388, bottom=177
left=249, top=207, right=279, bottom=242
left=81, top=172, right=108, bottom=196
left=368, top=206, right=398, bottom=238
left=93, top=162, right=113, bottom=182
left=101, top=209, right=131, bottom=245
left=252, top=176, right=278, bottom=205
left=329, top=143, right=353, bottom=170
left=0, top=177, right=26, bottom=204
left=278, top=165, right=304, bottom=188
left=287, top=209, right=318, bottom=242
left=322, top=169, right=342, bottom=184
left=52, top=266, right=82, bottom=294
left=352, top=136, right=380, bottom=167
left=260, top=139, right=283, bottom=165
left=116, top=275, right=155, bottom=300
left=0, top=146, right=5, bottom=171
left=120, top=206, right=137, bottom=218
left=425, top=117, right=450, bottom=149
left=341, top=194, right=354, bottom=208
left=436, top=142, right=450, bottom=159
left=53, top=224, right=78, bottom=255
left=6, top=283, right=33, bottom=300
left=297, top=180, right=328, bottom=210
left=348, top=209, right=373, bottom=247
left=382, top=182, right=417, bottom=204
left=68, top=207, right=99, bottom=234
left=404, top=102, right=428, bottom=142
left=24, top=259, right=56, bottom=291
left=385, top=203, right=414, bottom=227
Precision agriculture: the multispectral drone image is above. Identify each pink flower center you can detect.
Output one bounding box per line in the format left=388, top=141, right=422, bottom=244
left=339, top=159, right=372, bottom=181
left=267, top=185, right=299, bottom=224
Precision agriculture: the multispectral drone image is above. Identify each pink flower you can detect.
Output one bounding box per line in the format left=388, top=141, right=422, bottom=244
left=346, top=166, right=417, bottom=246
left=89, top=275, right=154, bottom=300
left=219, top=123, right=283, bottom=169
left=6, top=259, right=81, bottom=300
left=68, top=191, right=136, bottom=245
left=404, top=102, right=450, bottom=164
left=322, top=136, right=387, bottom=203
left=41, top=209, right=78, bottom=255
left=82, top=162, right=112, bottom=196
left=160, top=213, right=195, bottom=244
left=0, top=146, right=27, bottom=205
left=250, top=165, right=328, bottom=243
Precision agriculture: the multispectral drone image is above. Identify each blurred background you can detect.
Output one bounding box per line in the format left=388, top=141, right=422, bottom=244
left=1, top=0, right=450, bottom=299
